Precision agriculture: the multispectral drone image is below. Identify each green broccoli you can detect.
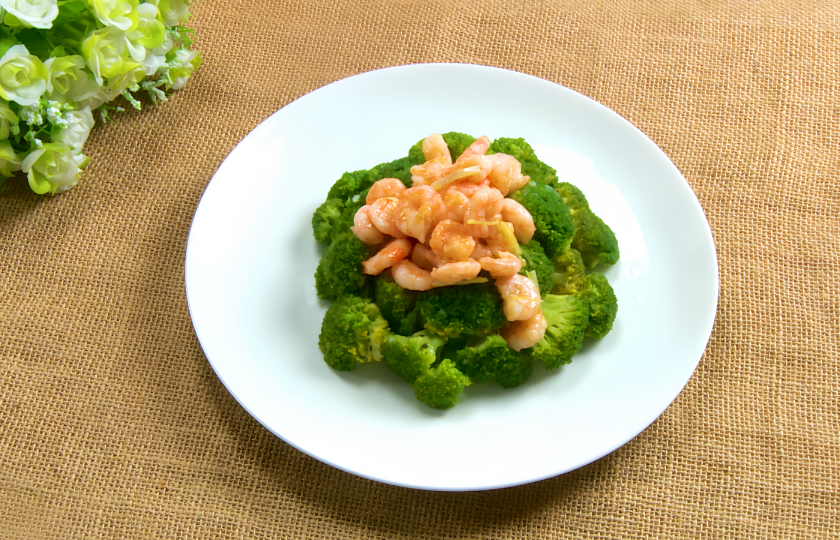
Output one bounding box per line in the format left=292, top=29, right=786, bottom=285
left=326, top=169, right=373, bottom=202
left=412, top=359, right=471, bottom=409
left=488, top=137, right=558, bottom=188
left=454, top=335, right=533, bottom=388
left=551, top=248, right=585, bottom=295
left=373, top=156, right=418, bottom=185
left=528, top=294, right=589, bottom=369
left=555, top=182, right=619, bottom=269
left=415, top=283, right=507, bottom=339
left=518, top=239, right=553, bottom=297
left=375, top=276, right=421, bottom=336
left=318, top=296, right=391, bottom=371
left=314, top=229, right=371, bottom=300
left=409, top=132, right=478, bottom=163
left=382, top=330, right=446, bottom=383
left=510, top=183, right=575, bottom=258
left=312, top=198, right=345, bottom=244
left=577, top=272, right=618, bottom=338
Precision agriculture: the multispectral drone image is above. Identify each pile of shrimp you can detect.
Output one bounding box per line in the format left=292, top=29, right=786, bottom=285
left=350, top=133, right=547, bottom=351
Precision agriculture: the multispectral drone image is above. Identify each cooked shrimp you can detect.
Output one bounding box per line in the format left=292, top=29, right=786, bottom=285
left=484, top=220, right=520, bottom=255
left=411, top=242, right=440, bottom=270
left=369, top=196, right=406, bottom=238
left=495, top=273, right=541, bottom=321
left=431, top=259, right=482, bottom=285
left=500, top=198, right=536, bottom=244
left=362, top=238, right=412, bottom=276
left=395, top=185, right=443, bottom=243
left=422, top=133, right=452, bottom=162
left=501, top=312, right=547, bottom=351
left=448, top=179, right=490, bottom=198
left=351, top=205, right=385, bottom=245
left=392, top=259, right=435, bottom=291
left=366, top=178, right=406, bottom=205
left=479, top=251, right=522, bottom=278
left=431, top=154, right=492, bottom=191
left=464, top=186, right=504, bottom=238
left=486, top=153, right=530, bottom=196
left=429, top=219, right=476, bottom=262
left=455, top=135, right=491, bottom=162
left=441, top=190, right=470, bottom=222
left=470, top=241, right=494, bottom=260
left=410, top=156, right=450, bottom=186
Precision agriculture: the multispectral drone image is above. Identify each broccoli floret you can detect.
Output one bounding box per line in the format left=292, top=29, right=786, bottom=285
left=554, top=182, right=589, bottom=216
left=375, top=276, right=421, bottom=336
left=510, top=183, right=575, bottom=258
left=416, top=283, right=507, bottom=339
left=577, top=272, right=618, bottom=338
left=314, top=230, right=371, bottom=300
left=551, top=248, right=585, bottom=295
left=318, top=296, right=390, bottom=371
left=382, top=330, right=446, bottom=383
left=373, top=156, right=418, bottom=185
left=454, top=335, right=533, bottom=388
left=555, top=182, right=619, bottom=269
left=528, top=294, right=589, bottom=369
left=326, top=169, right=372, bottom=201
left=312, top=198, right=345, bottom=244
left=409, top=132, right=478, bottom=163
left=488, top=137, right=558, bottom=188
left=412, top=359, right=471, bottom=409
left=572, top=209, right=620, bottom=269
left=518, top=240, right=552, bottom=297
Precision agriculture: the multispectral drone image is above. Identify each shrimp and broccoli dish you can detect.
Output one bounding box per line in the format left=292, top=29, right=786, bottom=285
left=313, top=132, right=619, bottom=409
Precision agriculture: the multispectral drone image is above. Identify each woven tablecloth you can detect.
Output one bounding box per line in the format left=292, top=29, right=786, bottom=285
left=1, top=1, right=838, bottom=538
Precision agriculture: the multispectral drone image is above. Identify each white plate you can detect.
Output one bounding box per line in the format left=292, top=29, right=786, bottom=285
left=185, top=64, right=718, bottom=491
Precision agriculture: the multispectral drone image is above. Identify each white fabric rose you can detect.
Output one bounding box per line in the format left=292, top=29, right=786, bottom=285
left=0, top=45, right=48, bottom=106
left=52, top=107, right=94, bottom=154
left=90, top=0, right=139, bottom=32
left=166, top=48, right=201, bottom=90
left=22, top=142, right=87, bottom=194
left=0, top=0, right=58, bottom=29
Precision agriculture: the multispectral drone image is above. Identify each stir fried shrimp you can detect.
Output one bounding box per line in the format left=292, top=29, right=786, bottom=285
left=362, top=239, right=412, bottom=276
left=430, top=220, right=476, bottom=262
left=484, top=220, right=519, bottom=255
left=369, top=196, right=406, bottom=238
left=456, top=136, right=491, bottom=162
left=501, top=312, right=547, bottom=351
left=431, top=259, right=482, bottom=285
left=411, top=243, right=439, bottom=270
left=366, top=178, right=406, bottom=205
left=395, top=186, right=443, bottom=243
left=500, top=198, right=536, bottom=244
left=442, top=190, right=470, bottom=222
left=470, top=241, right=494, bottom=260
left=464, top=186, right=504, bottom=238
left=479, top=251, right=522, bottom=278
left=495, top=273, right=541, bottom=321
left=487, top=153, right=531, bottom=195
left=351, top=205, right=385, bottom=245
left=422, top=133, right=452, bottom=162
left=392, top=259, right=435, bottom=291
left=431, top=154, right=492, bottom=191
left=449, top=179, right=490, bottom=198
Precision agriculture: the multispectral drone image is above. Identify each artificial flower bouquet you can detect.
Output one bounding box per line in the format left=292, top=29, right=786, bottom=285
left=0, top=0, right=201, bottom=195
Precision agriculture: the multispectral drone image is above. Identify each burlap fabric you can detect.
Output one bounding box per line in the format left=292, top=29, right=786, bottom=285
left=1, top=1, right=838, bottom=538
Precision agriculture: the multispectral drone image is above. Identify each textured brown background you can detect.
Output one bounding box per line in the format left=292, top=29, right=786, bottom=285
left=1, top=0, right=839, bottom=538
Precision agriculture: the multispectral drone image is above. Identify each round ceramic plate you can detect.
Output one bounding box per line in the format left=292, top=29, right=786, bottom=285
left=185, top=64, right=718, bottom=491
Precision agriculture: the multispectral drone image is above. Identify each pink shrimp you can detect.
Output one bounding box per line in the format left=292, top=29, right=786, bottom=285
left=479, top=251, right=522, bottom=278
left=441, top=190, right=470, bottom=222
left=448, top=179, right=490, bottom=198
left=362, top=238, right=412, bottom=276
left=455, top=135, right=491, bottom=162
left=470, top=241, right=494, bottom=260
left=484, top=220, right=520, bottom=255
left=431, top=259, right=482, bottom=285
left=351, top=205, right=385, bottom=245
left=369, top=196, right=406, bottom=238
left=366, top=178, right=406, bottom=205
left=464, top=186, right=504, bottom=238
left=500, top=198, right=536, bottom=244
left=394, top=185, right=443, bottom=243
left=486, top=153, right=531, bottom=196
left=409, top=134, right=454, bottom=186
left=411, top=242, right=440, bottom=271
left=422, top=133, right=452, bottom=162
left=429, top=219, right=476, bottom=262
left=501, top=313, right=547, bottom=351
left=431, top=154, right=492, bottom=191
left=495, top=273, right=541, bottom=321
left=392, top=259, right=435, bottom=291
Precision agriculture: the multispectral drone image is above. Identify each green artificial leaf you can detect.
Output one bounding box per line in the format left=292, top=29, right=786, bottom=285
left=0, top=27, right=21, bottom=58
left=15, top=29, right=53, bottom=60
